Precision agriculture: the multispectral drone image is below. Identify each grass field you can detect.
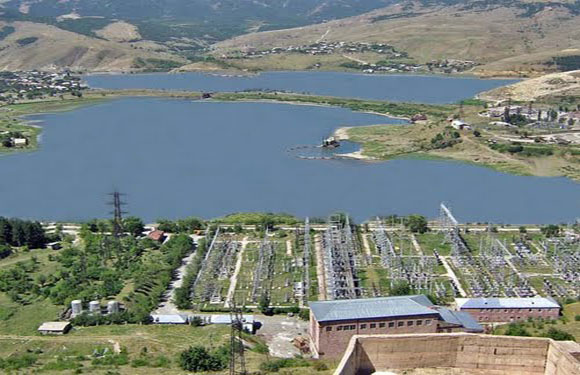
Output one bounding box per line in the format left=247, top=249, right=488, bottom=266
left=494, top=302, right=580, bottom=341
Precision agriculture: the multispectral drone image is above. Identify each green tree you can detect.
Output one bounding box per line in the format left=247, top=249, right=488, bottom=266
left=390, top=281, right=412, bottom=296
left=259, top=294, right=272, bottom=315
left=179, top=346, right=226, bottom=372
left=541, top=225, right=560, bottom=238
left=404, top=215, right=429, bottom=233
left=123, top=217, right=145, bottom=237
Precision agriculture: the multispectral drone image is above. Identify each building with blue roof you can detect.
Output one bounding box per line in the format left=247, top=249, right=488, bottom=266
left=455, top=297, right=561, bottom=323
left=308, top=296, right=482, bottom=358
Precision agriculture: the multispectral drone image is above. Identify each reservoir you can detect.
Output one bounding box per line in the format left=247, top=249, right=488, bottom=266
left=85, top=71, right=518, bottom=103
left=0, top=96, right=577, bottom=223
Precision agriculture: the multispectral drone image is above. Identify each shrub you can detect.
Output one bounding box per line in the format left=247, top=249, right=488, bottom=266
left=544, top=328, right=575, bottom=341
left=252, top=342, right=269, bottom=354
left=179, top=346, right=227, bottom=372
left=313, top=361, right=329, bottom=371
left=505, top=323, right=531, bottom=337
left=259, top=358, right=311, bottom=372
left=0, top=354, right=37, bottom=370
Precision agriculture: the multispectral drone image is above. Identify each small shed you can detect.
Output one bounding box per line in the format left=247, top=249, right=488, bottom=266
left=12, top=138, right=28, bottom=147
left=451, top=120, right=471, bottom=130
left=147, top=230, right=166, bottom=242
left=38, top=321, right=71, bottom=335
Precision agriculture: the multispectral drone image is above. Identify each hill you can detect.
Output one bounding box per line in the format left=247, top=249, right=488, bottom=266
left=213, top=0, right=580, bottom=76
left=0, top=21, right=185, bottom=71
left=479, top=70, right=580, bottom=101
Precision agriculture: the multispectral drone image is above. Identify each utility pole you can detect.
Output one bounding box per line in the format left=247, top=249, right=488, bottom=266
left=108, top=191, right=126, bottom=238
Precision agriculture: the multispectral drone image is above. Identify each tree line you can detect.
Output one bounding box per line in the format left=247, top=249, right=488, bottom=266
left=0, top=217, right=47, bottom=249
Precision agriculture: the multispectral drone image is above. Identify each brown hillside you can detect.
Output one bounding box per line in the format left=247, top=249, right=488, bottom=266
left=0, top=21, right=185, bottom=72
left=213, top=2, right=580, bottom=75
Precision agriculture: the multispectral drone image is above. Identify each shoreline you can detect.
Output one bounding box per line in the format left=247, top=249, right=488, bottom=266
left=81, top=68, right=526, bottom=81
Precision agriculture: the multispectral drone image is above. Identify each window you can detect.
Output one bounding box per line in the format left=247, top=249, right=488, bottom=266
left=360, top=324, right=367, bottom=329
left=425, top=319, right=432, bottom=325
left=389, top=322, right=395, bottom=328
left=350, top=325, right=356, bottom=330
left=326, top=326, right=332, bottom=332
left=417, top=320, right=423, bottom=326
left=337, top=326, right=343, bottom=331
left=397, top=321, right=404, bottom=327
left=379, top=323, right=385, bottom=328
left=370, top=323, right=376, bottom=329
left=407, top=321, right=414, bottom=326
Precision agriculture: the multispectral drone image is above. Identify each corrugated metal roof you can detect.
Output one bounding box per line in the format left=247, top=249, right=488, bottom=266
left=308, top=295, right=437, bottom=322
left=38, top=322, right=71, bottom=331
left=454, top=311, right=484, bottom=332
left=150, top=314, right=188, bottom=324
left=456, top=297, right=560, bottom=309
left=210, top=314, right=255, bottom=324
left=436, top=307, right=483, bottom=332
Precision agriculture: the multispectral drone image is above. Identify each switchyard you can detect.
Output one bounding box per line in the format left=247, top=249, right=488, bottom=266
left=175, top=206, right=577, bottom=311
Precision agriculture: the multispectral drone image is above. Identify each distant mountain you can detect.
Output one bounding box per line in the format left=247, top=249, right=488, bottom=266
left=0, top=0, right=578, bottom=73
left=2, top=0, right=396, bottom=31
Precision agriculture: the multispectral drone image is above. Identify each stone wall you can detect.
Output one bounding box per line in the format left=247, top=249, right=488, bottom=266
left=333, top=333, right=580, bottom=375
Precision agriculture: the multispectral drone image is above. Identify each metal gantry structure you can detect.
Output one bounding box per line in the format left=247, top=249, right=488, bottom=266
left=301, top=217, right=311, bottom=304
left=322, top=215, right=360, bottom=300
left=373, top=217, right=441, bottom=297
left=250, top=231, right=275, bottom=303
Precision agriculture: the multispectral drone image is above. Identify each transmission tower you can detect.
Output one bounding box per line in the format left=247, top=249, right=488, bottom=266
left=108, top=191, right=127, bottom=237
left=229, top=301, right=247, bottom=375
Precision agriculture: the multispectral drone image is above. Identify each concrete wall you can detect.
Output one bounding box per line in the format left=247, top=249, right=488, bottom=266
left=333, top=333, right=580, bottom=375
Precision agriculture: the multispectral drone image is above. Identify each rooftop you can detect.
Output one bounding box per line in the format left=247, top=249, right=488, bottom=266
left=38, top=321, right=71, bottom=332
left=455, top=297, right=560, bottom=310
left=309, top=295, right=437, bottom=322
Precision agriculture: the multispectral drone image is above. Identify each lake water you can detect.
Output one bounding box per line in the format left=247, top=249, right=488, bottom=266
left=85, top=71, right=518, bottom=103
left=1, top=97, right=577, bottom=223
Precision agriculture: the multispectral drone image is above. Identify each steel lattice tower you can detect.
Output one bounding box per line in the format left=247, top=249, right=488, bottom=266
left=108, top=191, right=126, bottom=237
left=229, top=301, right=247, bottom=375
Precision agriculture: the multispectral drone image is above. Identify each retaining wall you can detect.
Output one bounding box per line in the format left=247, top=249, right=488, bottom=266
left=333, top=333, right=580, bottom=375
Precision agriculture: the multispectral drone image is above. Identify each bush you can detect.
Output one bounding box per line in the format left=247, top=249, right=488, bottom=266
left=252, top=342, right=269, bottom=354
left=313, top=361, right=329, bottom=371
left=504, top=323, right=531, bottom=337
left=179, top=346, right=227, bottom=372
left=259, top=358, right=311, bottom=373
left=0, top=354, right=37, bottom=370
left=544, top=328, right=575, bottom=341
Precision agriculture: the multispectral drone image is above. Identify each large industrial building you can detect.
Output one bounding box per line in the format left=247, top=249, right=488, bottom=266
left=309, top=295, right=482, bottom=358
left=455, top=297, right=561, bottom=323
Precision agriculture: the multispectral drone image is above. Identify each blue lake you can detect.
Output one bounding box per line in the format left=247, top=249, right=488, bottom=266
left=85, top=71, right=518, bottom=104
left=1, top=96, right=577, bottom=223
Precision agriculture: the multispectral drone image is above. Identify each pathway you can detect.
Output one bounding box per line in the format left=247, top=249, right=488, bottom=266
left=286, top=239, right=293, bottom=256
left=440, top=256, right=467, bottom=297
left=153, top=235, right=200, bottom=315
left=411, top=234, right=424, bottom=256
left=224, top=236, right=249, bottom=308
left=361, top=234, right=372, bottom=257
left=314, top=234, right=327, bottom=300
